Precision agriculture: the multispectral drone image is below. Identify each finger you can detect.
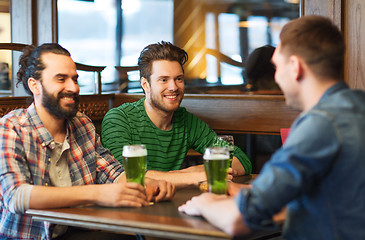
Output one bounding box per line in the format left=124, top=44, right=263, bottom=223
left=178, top=203, right=201, bottom=216
left=120, top=184, right=148, bottom=201
left=157, top=182, right=175, bottom=202
left=154, top=185, right=167, bottom=202
left=124, top=182, right=146, bottom=191
left=112, top=192, right=149, bottom=207
left=168, top=183, right=176, bottom=199
left=144, top=185, right=155, bottom=202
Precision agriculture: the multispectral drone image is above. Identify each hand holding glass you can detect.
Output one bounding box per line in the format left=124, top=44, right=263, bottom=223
left=203, top=147, right=230, bottom=194
left=122, top=144, right=147, bottom=186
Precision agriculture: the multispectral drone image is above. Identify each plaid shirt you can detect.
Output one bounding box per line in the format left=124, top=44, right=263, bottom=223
left=0, top=103, right=124, bottom=239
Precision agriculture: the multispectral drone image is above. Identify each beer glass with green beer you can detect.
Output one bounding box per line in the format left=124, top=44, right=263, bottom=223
left=203, top=147, right=230, bottom=194
left=122, top=144, right=147, bottom=185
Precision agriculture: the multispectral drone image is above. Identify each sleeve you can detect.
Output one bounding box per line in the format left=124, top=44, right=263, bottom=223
left=187, top=112, right=252, bottom=174
left=75, top=113, right=124, bottom=185
left=101, top=108, right=132, bottom=165
left=233, top=145, right=252, bottom=174
left=235, top=113, right=340, bottom=230
left=8, top=184, right=33, bottom=213
left=95, top=132, right=124, bottom=184
left=186, top=112, right=218, bottom=154
left=0, top=118, right=32, bottom=212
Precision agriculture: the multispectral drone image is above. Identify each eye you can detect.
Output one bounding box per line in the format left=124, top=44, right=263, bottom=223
left=57, top=77, right=66, bottom=82
left=72, top=76, right=79, bottom=84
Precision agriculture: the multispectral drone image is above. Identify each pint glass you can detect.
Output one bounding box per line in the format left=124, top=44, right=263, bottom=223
left=122, top=144, right=147, bottom=185
left=203, top=147, right=230, bottom=194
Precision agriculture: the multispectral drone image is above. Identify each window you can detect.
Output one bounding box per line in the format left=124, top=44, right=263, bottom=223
left=58, top=0, right=117, bottom=94
left=0, top=0, right=12, bottom=96
left=58, top=0, right=173, bottom=94
left=56, top=0, right=300, bottom=94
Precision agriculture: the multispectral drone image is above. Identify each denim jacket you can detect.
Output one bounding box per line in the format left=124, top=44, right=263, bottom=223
left=235, top=82, right=365, bottom=239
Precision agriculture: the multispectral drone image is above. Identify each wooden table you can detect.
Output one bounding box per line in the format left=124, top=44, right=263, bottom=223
left=26, top=175, right=281, bottom=240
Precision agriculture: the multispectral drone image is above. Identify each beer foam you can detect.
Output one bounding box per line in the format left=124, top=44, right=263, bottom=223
left=203, top=153, right=229, bottom=160
left=123, top=148, right=147, bottom=157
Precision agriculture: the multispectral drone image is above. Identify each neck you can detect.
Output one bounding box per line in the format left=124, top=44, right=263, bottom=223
left=301, top=78, right=338, bottom=111
left=144, top=99, right=174, bottom=131
left=34, top=100, right=66, bottom=142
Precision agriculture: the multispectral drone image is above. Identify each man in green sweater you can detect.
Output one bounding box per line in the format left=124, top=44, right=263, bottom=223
left=101, top=41, right=252, bottom=188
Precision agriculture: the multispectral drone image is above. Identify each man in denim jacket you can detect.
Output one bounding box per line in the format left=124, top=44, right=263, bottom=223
left=179, top=15, right=365, bottom=240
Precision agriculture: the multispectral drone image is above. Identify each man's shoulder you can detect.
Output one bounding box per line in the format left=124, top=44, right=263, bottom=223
left=316, top=87, right=365, bottom=114
left=103, top=98, right=146, bottom=125
left=113, top=98, right=145, bottom=114
left=0, top=108, right=29, bottom=126
left=72, top=111, right=94, bottom=124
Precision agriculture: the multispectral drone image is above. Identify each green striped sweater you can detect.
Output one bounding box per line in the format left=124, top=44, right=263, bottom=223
left=101, top=98, right=252, bottom=173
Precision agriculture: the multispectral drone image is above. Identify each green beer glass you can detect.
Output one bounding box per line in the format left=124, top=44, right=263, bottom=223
left=212, top=135, right=234, bottom=167
left=203, top=147, right=230, bottom=194
left=122, top=144, right=147, bottom=185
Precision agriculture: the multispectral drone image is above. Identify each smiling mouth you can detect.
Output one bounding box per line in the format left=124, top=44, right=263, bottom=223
left=165, top=95, right=178, bottom=99
left=60, top=97, right=76, bottom=105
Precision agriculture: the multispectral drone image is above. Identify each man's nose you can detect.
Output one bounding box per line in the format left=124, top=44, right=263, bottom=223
left=167, top=79, right=178, bottom=91
left=65, top=78, right=79, bottom=92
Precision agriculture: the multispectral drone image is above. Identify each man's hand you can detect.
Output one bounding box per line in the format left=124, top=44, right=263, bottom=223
left=179, top=193, right=251, bottom=236
left=94, top=182, right=149, bottom=207
left=178, top=193, right=227, bottom=216
left=145, top=178, right=175, bottom=202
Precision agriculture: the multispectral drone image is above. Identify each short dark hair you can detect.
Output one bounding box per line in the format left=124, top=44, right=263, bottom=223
left=17, top=43, right=71, bottom=96
left=138, top=41, right=188, bottom=82
left=279, top=15, right=345, bottom=81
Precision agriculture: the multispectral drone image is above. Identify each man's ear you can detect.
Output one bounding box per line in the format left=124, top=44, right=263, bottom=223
left=290, top=55, right=304, bottom=82
left=28, top=77, right=41, bottom=95
left=141, top=77, right=150, bottom=93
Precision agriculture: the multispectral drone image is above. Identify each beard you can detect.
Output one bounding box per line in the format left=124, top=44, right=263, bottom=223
left=149, top=89, right=184, bottom=114
left=41, top=86, right=79, bottom=120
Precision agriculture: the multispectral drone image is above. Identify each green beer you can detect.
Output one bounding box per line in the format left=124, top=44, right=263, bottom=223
left=122, top=145, right=147, bottom=185
left=203, top=147, right=230, bottom=194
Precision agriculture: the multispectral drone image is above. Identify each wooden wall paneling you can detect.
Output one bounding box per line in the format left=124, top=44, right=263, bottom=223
left=78, top=94, right=114, bottom=121
left=344, top=0, right=365, bottom=90
left=0, top=97, right=31, bottom=117
left=0, top=94, right=113, bottom=121
left=303, top=0, right=343, bottom=29
left=174, top=0, right=207, bottom=81
left=179, top=95, right=299, bottom=135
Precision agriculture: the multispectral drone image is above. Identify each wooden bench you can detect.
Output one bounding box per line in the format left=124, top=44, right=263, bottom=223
left=113, top=93, right=300, bottom=135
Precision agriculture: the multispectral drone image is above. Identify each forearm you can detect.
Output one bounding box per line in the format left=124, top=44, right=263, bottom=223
left=146, top=169, right=206, bottom=188
left=232, top=157, right=246, bottom=176
left=29, top=184, right=100, bottom=209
